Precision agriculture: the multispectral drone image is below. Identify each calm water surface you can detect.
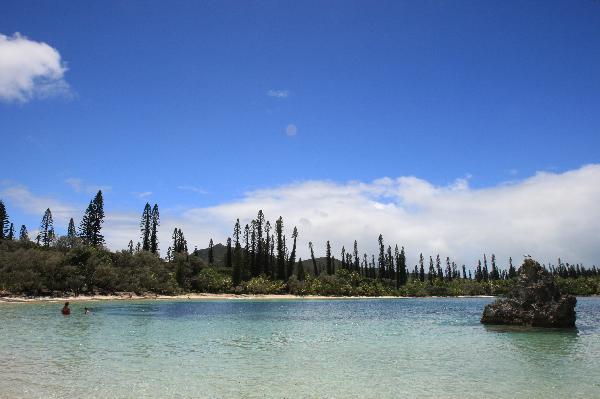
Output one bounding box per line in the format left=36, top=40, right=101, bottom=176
left=1, top=297, right=599, bottom=398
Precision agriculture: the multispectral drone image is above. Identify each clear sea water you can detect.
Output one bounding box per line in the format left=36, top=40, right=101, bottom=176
left=1, top=297, right=599, bottom=399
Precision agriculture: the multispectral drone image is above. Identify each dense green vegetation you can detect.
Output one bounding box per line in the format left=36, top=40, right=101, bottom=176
left=0, top=195, right=598, bottom=297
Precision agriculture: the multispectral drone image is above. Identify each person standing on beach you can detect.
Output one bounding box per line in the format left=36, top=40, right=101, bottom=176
left=61, top=302, right=71, bottom=315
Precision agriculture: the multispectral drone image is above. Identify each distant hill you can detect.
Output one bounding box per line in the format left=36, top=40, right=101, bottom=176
left=192, top=243, right=228, bottom=266
left=301, top=257, right=345, bottom=274
left=191, top=244, right=345, bottom=275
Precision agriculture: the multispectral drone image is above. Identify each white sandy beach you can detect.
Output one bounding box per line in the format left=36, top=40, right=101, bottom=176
left=0, top=293, right=499, bottom=303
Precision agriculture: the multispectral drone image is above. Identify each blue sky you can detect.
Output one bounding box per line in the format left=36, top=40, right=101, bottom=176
left=1, top=1, right=599, bottom=264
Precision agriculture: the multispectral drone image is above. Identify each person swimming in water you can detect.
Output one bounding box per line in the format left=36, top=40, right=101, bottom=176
left=61, top=302, right=71, bottom=315
left=84, top=307, right=91, bottom=314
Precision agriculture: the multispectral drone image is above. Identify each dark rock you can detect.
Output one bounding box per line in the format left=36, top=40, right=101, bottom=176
left=481, top=259, right=576, bottom=328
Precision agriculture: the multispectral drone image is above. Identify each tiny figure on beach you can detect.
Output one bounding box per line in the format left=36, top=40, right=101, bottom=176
left=84, top=307, right=91, bottom=314
left=61, top=302, right=71, bottom=315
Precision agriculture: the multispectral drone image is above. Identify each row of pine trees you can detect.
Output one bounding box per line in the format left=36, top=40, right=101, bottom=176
left=220, top=211, right=411, bottom=287
left=1, top=195, right=598, bottom=289
left=0, top=192, right=105, bottom=247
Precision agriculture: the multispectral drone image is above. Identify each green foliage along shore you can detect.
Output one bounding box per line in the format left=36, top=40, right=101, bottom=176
left=0, top=196, right=598, bottom=297
left=0, top=238, right=598, bottom=297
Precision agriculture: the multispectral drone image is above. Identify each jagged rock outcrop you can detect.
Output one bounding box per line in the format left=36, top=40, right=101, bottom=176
left=481, top=258, right=576, bottom=328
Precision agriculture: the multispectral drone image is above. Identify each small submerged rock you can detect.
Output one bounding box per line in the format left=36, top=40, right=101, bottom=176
left=481, top=258, right=576, bottom=328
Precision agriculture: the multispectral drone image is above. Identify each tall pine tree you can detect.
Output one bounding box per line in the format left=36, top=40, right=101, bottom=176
left=255, top=210, right=264, bottom=275
left=0, top=200, right=9, bottom=239
left=150, top=204, right=160, bottom=254
left=286, top=227, right=298, bottom=280
left=264, top=220, right=272, bottom=277
left=232, top=219, right=242, bottom=286
left=508, top=257, right=517, bottom=279
left=243, top=224, right=250, bottom=279
left=39, top=208, right=55, bottom=246
left=80, top=191, right=105, bottom=247
left=395, top=245, right=407, bottom=288
left=353, top=240, right=360, bottom=272
left=67, top=218, right=76, bottom=238
left=140, top=203, right=151, bottom=251
left=171, top=228, right=187, bottom=253
left=436, top=255, right=443, bottom=280
left=445, top=257, right=452, bottom=281
left=19, top=225, right=29, bottom=241
left=208, top=238, right=214, bottom=265
left=378, top=234, right=386, bottom=279
left=6, top=223, right=14, bottom=240
left=309, top=241, right=318, bottom=276
left=490, top=254, right=499, bottom=280
left=428, top=256, right=435, bottom=283
left=250, top=221, right=257, bottom=275
left=387, top=245, right=394, bottom=279
left=275, top=217, right=285, bottom=280
left=67, top=218, right=77, bottom=247
left=482, top=254, right=489, bottom=281
left=325, top=241, right=332, bottom=275
left=475, top=260, right=483, bottom=282
left=269, top=237, right=275, bottom=279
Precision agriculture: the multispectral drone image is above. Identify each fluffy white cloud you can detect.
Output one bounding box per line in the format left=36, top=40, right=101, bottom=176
left=2, top=165, right=599, bottom=268
left=182, top=164, right=600, bottom=268
left=0, top=32, right=70, bottom=102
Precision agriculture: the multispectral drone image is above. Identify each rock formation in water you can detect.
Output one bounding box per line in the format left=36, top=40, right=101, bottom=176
left=481, top=258, right=576, bottom=328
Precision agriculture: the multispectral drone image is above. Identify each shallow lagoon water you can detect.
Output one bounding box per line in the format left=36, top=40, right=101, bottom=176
left=1, top=297, right=599, bottom=398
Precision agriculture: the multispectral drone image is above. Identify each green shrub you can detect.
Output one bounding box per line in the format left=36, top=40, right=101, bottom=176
left=192, top=268, right=232, bottom=293
left=243, top=276, right=286, bottom=294
left=556, top=277, right=600, bottom=295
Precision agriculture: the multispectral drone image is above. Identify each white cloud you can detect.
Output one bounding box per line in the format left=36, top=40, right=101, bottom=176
left=267, top=89, right=289, bottom=98
left=64, top=178, right=111, bottom=194
left=182, top=164, right=600, bottom=267
left=2, top=165, right=599, bottom=268
left=1, top=185, right=78, bottom=226
left=136, top=191, right=152, bottom=198
left=177, top=185, right=207, bottom=194
left=0, top=33, right=70, bottom=102
left=0, top=185, right=141, bottom=249
left=286, top=124, right=297, bottom=136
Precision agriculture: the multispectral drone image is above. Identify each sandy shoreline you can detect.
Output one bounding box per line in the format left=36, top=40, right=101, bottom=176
left=0, top=293, right=497, bottom=303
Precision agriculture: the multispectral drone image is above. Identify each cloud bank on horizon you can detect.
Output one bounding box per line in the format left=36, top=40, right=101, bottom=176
left=0, top=33, right=70, bottom=102
left=2, top=164, right=599, bottom=268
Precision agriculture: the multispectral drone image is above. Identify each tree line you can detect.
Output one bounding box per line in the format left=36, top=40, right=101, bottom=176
left=0, top=195, right=598, bottom=297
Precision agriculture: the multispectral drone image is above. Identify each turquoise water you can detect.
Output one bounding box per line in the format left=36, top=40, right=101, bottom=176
left=1, top=297, right=599, bottom=398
